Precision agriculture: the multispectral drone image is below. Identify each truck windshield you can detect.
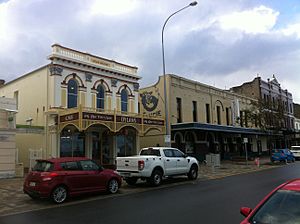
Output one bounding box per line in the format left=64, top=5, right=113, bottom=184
left=140, top=149, right=161, bottom=156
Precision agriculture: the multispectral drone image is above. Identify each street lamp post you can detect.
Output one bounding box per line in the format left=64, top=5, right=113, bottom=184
left=162, top=1, right=198, bottom=147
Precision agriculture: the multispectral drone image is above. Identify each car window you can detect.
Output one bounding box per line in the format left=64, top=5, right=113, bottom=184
left=173, top=149, right=185, bottom=157
left=163, top=149, right=173, bottom=157
left=250, top=190, right=300, bottom=224
left=79, top=160, right=99, bottom=171
left=32, top=161, right=54, bottom=172
left=140, top=149, right=161, bottom=156
left=60, top=161, right=80, bottom=170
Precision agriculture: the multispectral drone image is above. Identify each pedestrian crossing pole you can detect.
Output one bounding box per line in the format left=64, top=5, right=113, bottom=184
left=243, top=138, right=248, bottom=166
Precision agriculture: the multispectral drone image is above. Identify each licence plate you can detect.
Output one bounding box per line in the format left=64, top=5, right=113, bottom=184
left=29, top=182, right=36, bottom=187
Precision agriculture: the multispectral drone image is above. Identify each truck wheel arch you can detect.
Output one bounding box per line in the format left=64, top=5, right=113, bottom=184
left=152, top=166, right=164, bottom=176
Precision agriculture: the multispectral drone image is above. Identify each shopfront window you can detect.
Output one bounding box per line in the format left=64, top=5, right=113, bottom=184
left=67, top=79, right=78, bottom=108
left=116, top=128, right=136, bottom=157
left=60, top=126, right=85, bottom=157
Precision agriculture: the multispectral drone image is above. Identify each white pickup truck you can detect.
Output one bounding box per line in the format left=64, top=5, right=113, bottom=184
left=116, top=147, right=199, bottom=186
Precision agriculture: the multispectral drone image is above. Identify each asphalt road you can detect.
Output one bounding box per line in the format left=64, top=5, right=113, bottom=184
left=1, top=163, right=300, bottom=224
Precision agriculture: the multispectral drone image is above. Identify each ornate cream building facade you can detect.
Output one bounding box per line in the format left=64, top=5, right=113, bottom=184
left=0, top=44, right=164, bottom=169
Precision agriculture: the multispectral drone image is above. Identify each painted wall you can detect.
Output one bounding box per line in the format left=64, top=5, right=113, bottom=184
left=168, top=74, right=256, bottom=127
left=139, top=130, right=164, bottom=149
left=0, top=67, right=48, bottom=127
left=16, top=131, right=45, bottom=169
left=0, top=98, right=17, bottom=178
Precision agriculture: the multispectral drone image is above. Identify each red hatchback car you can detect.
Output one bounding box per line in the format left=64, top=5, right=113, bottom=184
left=23, top=157, right=122, bottom=203
left=240, top=179, right=300, bottom=224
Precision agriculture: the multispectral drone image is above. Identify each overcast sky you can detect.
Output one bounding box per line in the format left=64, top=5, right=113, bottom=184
left=1, top=0, right=300, bottom=102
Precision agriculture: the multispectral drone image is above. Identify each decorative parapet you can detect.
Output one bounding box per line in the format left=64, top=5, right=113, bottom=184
left=49, top=44, right=139, bottom=78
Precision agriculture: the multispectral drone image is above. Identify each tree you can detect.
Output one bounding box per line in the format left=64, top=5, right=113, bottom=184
left=239, top=99, right=286, bottom=133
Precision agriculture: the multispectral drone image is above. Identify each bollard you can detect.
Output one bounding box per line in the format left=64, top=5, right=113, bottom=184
left=211, top=163, right=215, bottom=173
left=255, top=157, right=260, bottom=167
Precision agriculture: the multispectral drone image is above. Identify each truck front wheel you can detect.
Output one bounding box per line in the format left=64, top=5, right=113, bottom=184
left=188, top=165, right=198, bottom=180
left=149, top=169, right=162, bottom=186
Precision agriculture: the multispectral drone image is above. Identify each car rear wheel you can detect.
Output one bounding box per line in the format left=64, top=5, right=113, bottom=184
left=188, top=165, right=198, bottom=180
left=150, top=170, right=162, bottom=186
left=108, top=179, right=119, bottom=194
left=51, top=186, right=68, bottom=204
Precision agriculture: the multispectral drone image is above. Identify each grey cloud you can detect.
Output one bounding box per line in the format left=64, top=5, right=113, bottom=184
left=164, top=27, right=300, bottom=77
left=1, top=0, right=300, bottom=102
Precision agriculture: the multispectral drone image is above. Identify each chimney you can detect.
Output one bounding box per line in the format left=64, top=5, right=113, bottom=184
left=0, top=79, right=5, bottom=87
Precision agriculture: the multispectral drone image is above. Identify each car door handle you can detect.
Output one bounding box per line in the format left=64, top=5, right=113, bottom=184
left=166, top=159, right=170, bottom=161
left=177, top=159, right=180, bottom=161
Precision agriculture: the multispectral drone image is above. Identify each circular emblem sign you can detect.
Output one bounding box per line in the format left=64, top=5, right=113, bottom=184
left=140, top=91, right=159, bottom=112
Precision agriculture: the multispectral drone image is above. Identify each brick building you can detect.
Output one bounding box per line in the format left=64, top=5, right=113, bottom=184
left=230, top=75, right=294, bottom=149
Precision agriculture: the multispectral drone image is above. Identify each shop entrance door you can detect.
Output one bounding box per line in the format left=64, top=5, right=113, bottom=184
left=92, top=132, right=101, bottom=165
left=92, top=131, right=112, bottom=166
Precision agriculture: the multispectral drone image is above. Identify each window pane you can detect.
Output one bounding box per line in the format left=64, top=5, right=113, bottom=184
left=68, top=80, right=78, bottom=93
left=80, top=160, right=99, bottom=171
left=64, top=162, right=79, bottom=170
left=121, top=89, right=128, bottom=112
left=163, top=149, right=173, bottom=157
left=176, top=98, right=182, bottom=123
left=60, top=131, right=85, bottom=157
left=116, top=129, right=135, bottom=157
left=68, top=80, right=78, bottom=108
left=173, top=149, right=184, bottom=157
left=97, top=98, right=104, bottom=109
left=97, top=85, right=105, bottom=109
left=32, top=161, right=54, bottom=172
left=140, top=149, right=161, bottom=156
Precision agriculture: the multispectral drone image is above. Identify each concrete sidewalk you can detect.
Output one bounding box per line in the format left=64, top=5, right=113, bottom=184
left=199, top=156, right=280, bottom=180
left=0, top=157, right=284, bottom=217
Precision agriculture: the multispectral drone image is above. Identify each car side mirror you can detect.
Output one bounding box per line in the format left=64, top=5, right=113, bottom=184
left=240, top=207, right=252, bottom=217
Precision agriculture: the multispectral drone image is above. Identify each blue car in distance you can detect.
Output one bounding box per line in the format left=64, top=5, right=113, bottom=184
left=271, top=149, right=295, bottom=163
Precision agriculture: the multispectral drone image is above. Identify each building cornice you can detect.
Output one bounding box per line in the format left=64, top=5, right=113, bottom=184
left=48, top=44, right=141, bottom=80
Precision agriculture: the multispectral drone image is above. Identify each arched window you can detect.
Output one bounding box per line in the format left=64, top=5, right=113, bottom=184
left=121, top=89, right=128, bottom=112
left=67, top=79, right=78, bottom=108
left=96, top=85, right=105, bottom=109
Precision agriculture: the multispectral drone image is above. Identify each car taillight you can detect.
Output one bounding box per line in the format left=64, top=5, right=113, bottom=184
left=138, top=160, right=145, bottom=171
left=41, top=172, right=58, bottom=181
